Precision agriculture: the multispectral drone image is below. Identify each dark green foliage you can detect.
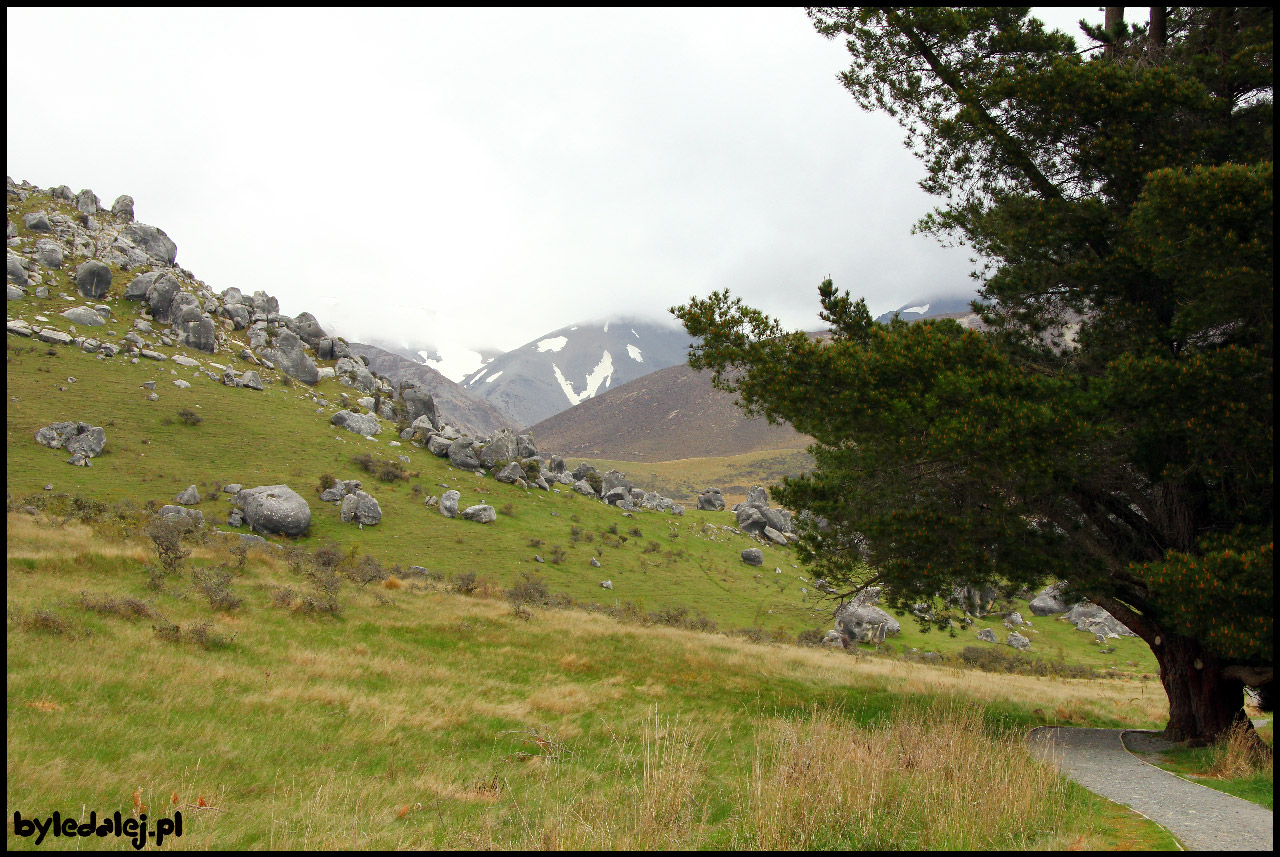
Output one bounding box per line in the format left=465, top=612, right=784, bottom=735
left=177, top=408, right=203, bottom=426
left=674, top=7, right=1272, bottom=742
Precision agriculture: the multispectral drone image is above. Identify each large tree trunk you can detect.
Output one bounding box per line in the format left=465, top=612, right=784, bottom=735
left=1092, top=595, right=1255, bottom=745
left=1151, top=630, right=1249, bottom=744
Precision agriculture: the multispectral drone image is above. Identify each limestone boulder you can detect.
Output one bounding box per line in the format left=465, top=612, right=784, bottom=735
left=74, top=260, right=112, bottom=299
left=462, top=504, right=496, bottom=524
left=125, top=222, right=178, bottom=265
left=330, top=409, right=382, bottom=436
left=439, top=489, right=461, bottom=518
left=260, top=329, right=319, bottom=385
left=836, top=604, right=901, bottom=643
left=235, top=484, right=311, bottom=536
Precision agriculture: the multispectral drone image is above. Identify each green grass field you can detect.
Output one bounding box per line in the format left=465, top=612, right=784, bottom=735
left=7, top=512, right=1181, bottom=849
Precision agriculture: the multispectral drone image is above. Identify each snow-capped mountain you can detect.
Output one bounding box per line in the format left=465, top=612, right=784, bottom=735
left=463, top=318, right=695, bottom=428
left=874, top=293, right=978, bottom=324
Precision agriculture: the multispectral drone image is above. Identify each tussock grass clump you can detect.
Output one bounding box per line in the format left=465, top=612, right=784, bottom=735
left=730, top=703, right=1074, bottom=849
left=1208, top=721, right=1274, bottom=779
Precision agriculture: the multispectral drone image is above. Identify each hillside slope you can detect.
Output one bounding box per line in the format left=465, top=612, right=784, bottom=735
left=346, top=341, right=511, bottom=437
left=530, top=362, right=811, bottom=462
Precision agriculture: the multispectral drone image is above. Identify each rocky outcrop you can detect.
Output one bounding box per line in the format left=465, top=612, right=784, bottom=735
left=340, top=491, right=382, bottom=526
left=1029, top=583, right=1069, bottom=616
left=260, top=329, right=319, bottom=385
left=35, top=421, right=106, bottom=459
left=1064, top=602, right=1136, bottom=638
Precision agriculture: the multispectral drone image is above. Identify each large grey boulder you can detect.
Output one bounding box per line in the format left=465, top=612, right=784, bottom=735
left=735, top=506, right=767, bottom=535
left=601, top=469, right=632, bottom=496
left=235, top=484, right=311, bottom=536
left=516, top=433, right=538, bottom=458
left=495, top=462, right=526, bottom=484
left=427, top=434, right=452, bottom=456
left=125, top=222, right=178, bottom=265
left=291, top=312, right=327, bottom=349
left=7, top=252, right=27, bottom=284
left=340, top=491, right=382, bottom=525
left=239, top=370, right=263, bottom=390
left=401, top=386, right=438, bottom=430
left=145, top=273, right=183, bottom=321
left=111, top=195, right=135, bottom=221
left=976, top=628, right=998, bottom=644
left=169, top=291, right=202, bottom=324
left=124, top=270, right=161, bottom=301
left=176, top=317, right=217, bottom=353
left=158, top=505, right=203, bottom=525
left=251, top=290, right=280, bottom=315
left=1029, top=583, right=1069, bottom=616
left=836, top=604, right=901, bottom=643
left=1007, top=632, right=1031, bottom=651
left=461, top=504, right=496, bottom=523
left=447, top=438, right=483, bottom=471
left=22, top=211, right=51, bottom=232
left=330, top=409, right=382, bottom=436
left=334, top=356, right=376, bottom=393
left=603, top=486, right=630, bottom=506
left=571, top=462, right=598, bottom=482
left=34, top=239, right=64, bottom=269
left=545, top=455, right=566, bottom=474
left=176, top=485, right=200, bottom=505
left=697, top=488, right=725, bottom=511
left=61, top=306, right=106, bottom=326
left=572, top=479, right=597, bottom=498
left=7, top=284, right=24, bottom=300
left=478, top=428, right=518, bottom=469
left=439, top=490, right=461, bottom=518
left=741, top=548, right=764, bottom=566
left=74, top=189, right=100, bottom=215
left=260, top=329, right=319, bottom=385
left=1064, top=602, right=1136, bottom=638
left=74, top=260, right=112, bottom=298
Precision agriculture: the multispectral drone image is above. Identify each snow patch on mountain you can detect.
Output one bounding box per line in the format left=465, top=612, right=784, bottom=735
left=537, top=336, right=568, bottom=353
left=484, top=370, right=503, bottom=383
left=552, top=350, right=614, bottom=406
left=903, top=304, right=931, bottom=315
left=421, top=347, right=489, bottom=384
left=626, top=344, right=643, bottom=362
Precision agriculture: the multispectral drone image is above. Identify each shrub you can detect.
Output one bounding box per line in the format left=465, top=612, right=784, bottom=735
left=192, top=565, right=243, bottom=611
left=548, top=545, right=567, bottom=565
left=228, top=541, right=249, bottom=571
left=629, top=527, right=643, bottom=538
left=410, top=483, right=423, bottom=499
left=796, top=628, right=827, bottom=647
left=506, top=572, right=551, bottom=611
left=528, top=537, right=545, bottom=548
left=317, top=473, right=338, bottom=493
left=346, top=555, right=388, bottom=587
left=452, top=571, right=479, bottom=595
left=185, top=621, right=235, bottom=650
left=78, top=591, right=158, bottom=621
left=643, top=540, right=662, bottom=554
left=19, top=608, right=74, bottom=635
left=584, top=471, right=602, bottom=495
left=312, top=541, right=345, bottom=571
left=269, top=586, right=296, bottom=609
left=177, top=408, right=203, bottom=426
left=145, top=517, right=192, bottom=588
left=352, top=453, right=410, bottom=483
left=500, top=503, right=515, bottom=516
left=300, top=566, right=342, bottom=616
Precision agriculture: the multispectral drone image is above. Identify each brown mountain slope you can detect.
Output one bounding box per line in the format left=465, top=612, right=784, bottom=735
left=346, top=342, right=512, bottom=438
left=529, top=363, right=811, bottom=462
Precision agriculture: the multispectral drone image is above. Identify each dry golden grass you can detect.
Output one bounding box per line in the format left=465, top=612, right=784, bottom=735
left=1207, top=721, right=1275, bottom=779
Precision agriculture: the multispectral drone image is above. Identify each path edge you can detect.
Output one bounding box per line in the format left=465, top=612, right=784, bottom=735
left=1121, top=729, right=1275, bottom=814
left=1027, top=726, right=1185, bottom=851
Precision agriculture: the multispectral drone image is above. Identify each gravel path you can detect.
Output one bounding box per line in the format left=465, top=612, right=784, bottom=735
left=1027, top=726, right=1272, bottom=851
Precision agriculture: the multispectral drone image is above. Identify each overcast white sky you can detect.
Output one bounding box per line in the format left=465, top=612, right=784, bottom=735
left=7, top=7, right=1103, bottom=355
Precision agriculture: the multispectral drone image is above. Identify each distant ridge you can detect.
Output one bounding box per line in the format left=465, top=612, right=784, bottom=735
left=530, top=362, right=810, bottom=462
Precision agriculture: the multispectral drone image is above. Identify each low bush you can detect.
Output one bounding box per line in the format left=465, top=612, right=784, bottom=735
left=177, top=408, right=203, bottom=426
left=192, top=566, right=243, bottom=611
left=77, top=592, right=159, bottom=621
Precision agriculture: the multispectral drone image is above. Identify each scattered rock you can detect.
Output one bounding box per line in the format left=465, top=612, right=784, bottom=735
left=175, top=485, right=200, bottom=505
left=439, top=490, right=461, bottom=518
left=741, top=548, right=764, bottom=566
left=976, top=628, right=998, bottom=643
left=74, top=261, right=112, bottom=299
left=1007, top=631, right=1031, bottom=651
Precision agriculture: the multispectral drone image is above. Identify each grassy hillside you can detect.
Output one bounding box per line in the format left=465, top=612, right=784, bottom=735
left=6, top=290, right=1166, bottom=677
left=7, top=513, right=1179, bottom=849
